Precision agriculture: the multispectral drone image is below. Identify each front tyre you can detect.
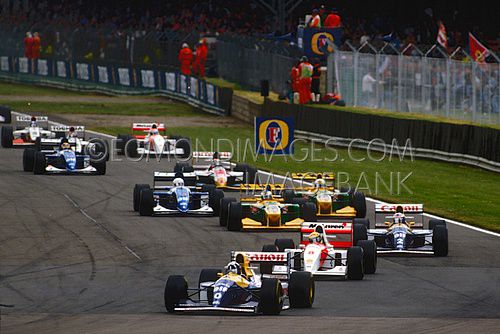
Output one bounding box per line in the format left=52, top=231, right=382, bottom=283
left=164, top=275, right=188, bottom=313
left=289, top=271, right=315, bottom=308
left=259, top=278, right=282, bottom=315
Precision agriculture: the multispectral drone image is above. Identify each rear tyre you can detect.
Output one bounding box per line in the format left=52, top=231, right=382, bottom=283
left=164, top=275, right=188, bottom=313
left=209, top=189, right=224, bottom=216
left=354, top=218, right=370, bottom=229
left=198, top=268, right=221, bottom=305
left=347, top=246, right=364, bottom=280
left=234, top=163, right=257, bottom=184
left=219, top=197, right=236, bottom=226
left=133, top=184, right=150, bottom=211
left=1, top=125, right=13, bottom=148
left=116, top=134, right=127, bottom=155
left=139, top=189, right=154, bottom=216
left=227, top=202, right=242, bottom=231
left=259, top=278, right=282, bottom=315
left=291, top=197, right=308, bottom=206
left=0, top=106, right=11, bottom=124
left=23, top=148, right=35, bottom=172
left=274, top=238, right=295, bottom=251
left=283, top=189, right=296, bottom=203
left=353, top=223, right=368, bottom=245
left=429, top=219, right=447, bottom=230
left=33, top=151, right=46, bottom=175
left=176, top=137, right=191, bottom=159
left=432, top=225, right=448, bottom=257
left=260, top=244, right=278, bottom=274
left=357, top=240, right=377, bottom=274
left=174, top=162, right=194, bottom=173
left=201, top=184, right=216, bottom=194
left=93, top=161, right=106, bottom=175
left=302, top=202, right=317, bottom=222
left=124, top=135, right=138, bottom=158
left=289, top=271, right=314, bottom=308
left=352, top=191, right=366, bottom=218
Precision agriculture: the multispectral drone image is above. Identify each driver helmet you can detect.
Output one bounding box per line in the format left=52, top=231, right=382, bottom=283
left=173, top=178, right=184, bottom=187
left=212, top=151, right=220, bottom=165
left=308, top=231, right=323, bottom=244
left=68, top=126, right=77, bottom=138
left=225, top=261, right=241, bottom=275
left=60, top=138, right=71, bottom=150
left=30, top=116, right=37, bottom=127
left=393, top=212, right=405, bottom=224
left=261, top=185, right=273, bottom=200
left=150, top=123, right=159, bottom=135
left=314, top=178, right=326, bottom=189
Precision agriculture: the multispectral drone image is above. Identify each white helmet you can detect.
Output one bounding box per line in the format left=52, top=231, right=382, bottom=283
left=393, top=212, right=405, bottom=224
left=314, top=178, right=326, bottom=189
left=225, top=261, right=241, bottom=275
left=173, top=178, right=184, bottom=187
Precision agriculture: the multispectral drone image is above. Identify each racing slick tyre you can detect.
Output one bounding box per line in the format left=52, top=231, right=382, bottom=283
left=352, top=191, right=367, bottom=218
left=201, top=184, right=216, bottom=194
left=291, top=197, right=308, bottom=206
left=176, top=137, right=191, bottom=159
left=116, top=134, right=127, bottom=155
left=139, top=189, right=154, bottom=216
left=133, top=184, right=150, bottom=211
left=432, top=225, right=448, bottom=257
left=34, top=137, right=42, bottom=151
left=1, top=125, right=13, bottom=148
left=347, top=246, right=364, bottom=280
left=174, top=162, right=194, bottom=173
left=0, top=106, right=11, bottom=124
left=234, top=163, right=257, bottom=184
left=93, top=161, right=106, bottom=175
left=219, top=197, right=236, bottom=226
left=33, top=151, right=46, bottom=175
left=302, top=202, right=317, bottom=222
left=429, top=219, right=447, bottom=230
left=124, top=135, right=138, bottom=158
left=357, top=240, right=377, bottom=274
left=23, top=148, right=35, bottom=172
left=353, top=223, right=368, bottom=246
left=164, top=275, right=188, bottom=313
left=88, top=138, right=110, bottom=162
left=354, top=218, right=370, bottom=229
left=283, top=189, right=296, bottom=203
left=199, top=269, right=222, bottom=305
left=289, top=271, right=315, bottom=308
left=260, top=244, right=279, bottom=274
left=227, top=202, right=242, bottom=231
left=274, top=239, right=295, bottom=251
left=259, top=278, right=282, bottom=315
left=209, top=189, right=224, bottom=216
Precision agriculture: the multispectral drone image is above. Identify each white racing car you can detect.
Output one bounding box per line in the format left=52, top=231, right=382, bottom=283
left=364, top=204, right=448, bottom=256
left=116, top=123, right=190, bottom=158
left=1, top=115, right=54, bottom=148
left=262, top=221, right=377, bottom=280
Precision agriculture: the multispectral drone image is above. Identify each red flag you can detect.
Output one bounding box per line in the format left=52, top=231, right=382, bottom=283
left=437, top=21, right=448, bottom=49
left=469, top=33, right=490, bottom=62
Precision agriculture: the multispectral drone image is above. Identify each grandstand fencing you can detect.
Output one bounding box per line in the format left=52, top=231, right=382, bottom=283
left=330, top=42, right=500, bottom=126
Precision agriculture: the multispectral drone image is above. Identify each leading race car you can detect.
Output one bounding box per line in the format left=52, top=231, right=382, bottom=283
left=365, top=204, right=448, bottom=256
left=282, top=172, right=367, bottom=218
left=164, top=251, right=314, bottom=315
left=1, top=115, right=54, bottom=148
left=262, top=221, right=377, bottom=280
left=220, top=185, right=317, bottom=231
left=23, top=137, right=106, bottom=175
left=116, top=123, right=190, bottom=158
left=134, top=174, right=224, bottom=216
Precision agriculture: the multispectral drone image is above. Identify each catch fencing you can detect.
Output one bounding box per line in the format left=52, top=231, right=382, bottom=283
left=330, top=42, right=500, bottom=126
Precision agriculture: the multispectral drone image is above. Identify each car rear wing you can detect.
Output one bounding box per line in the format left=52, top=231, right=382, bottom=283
left=300, top=221, right=353, bottom=249
left=192, top=151, right=233, bottom=160
left=231, top=251, right=291, bottom=279
left=291, top=172, right=335, bottom=181
left=50, top=125, right=85, bottom=138
left=15, top=115, right=49, bottom=129
left=132, top=123, right=166, bottom=131
left=38, top=137, right=79, bottom=152
left=153, top=171, right=196, bottom=186
left=240, top=183, right=285, bottom=194
left=374, top=203, right=424, bottom=228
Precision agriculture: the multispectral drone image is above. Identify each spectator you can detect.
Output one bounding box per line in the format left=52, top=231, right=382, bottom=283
left=32, top=32, right=41, bottom=59
left=311, top=58, right=321, bottom=102
left=298, top=56, right=313, bottom=104
left=324, top=9, right=341, bottom=28
left=362, top=71, right=377, bottom=107
left=309, top=9, right=321, bottom=28
left=290, top=60, right=300, bottom=103
left=178, top=43, right=193, bottom=75
left=193, top=38, right=208, bottom=78
left=24, top=32, right=33, bottom=59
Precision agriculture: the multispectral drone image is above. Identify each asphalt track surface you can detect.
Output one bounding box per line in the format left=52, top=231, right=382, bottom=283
left=1, top=129, right=499, bottom=333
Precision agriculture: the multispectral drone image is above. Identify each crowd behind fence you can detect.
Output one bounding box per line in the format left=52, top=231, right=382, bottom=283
left=330, top=42, right=500, bottom=126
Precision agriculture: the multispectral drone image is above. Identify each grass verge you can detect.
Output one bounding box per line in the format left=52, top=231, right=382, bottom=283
left=93, top=125, right=500, bottom=232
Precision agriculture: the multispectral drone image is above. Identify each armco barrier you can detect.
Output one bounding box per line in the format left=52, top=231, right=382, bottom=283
left=0, top=56, right=231, bottom=116
left=261, top=99, right=500, bottom=171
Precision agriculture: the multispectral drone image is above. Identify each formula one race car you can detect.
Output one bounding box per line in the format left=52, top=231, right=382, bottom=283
left=263, top=221, right=377, bottom=279
left=219, top=185, right=317, bottom=231
left=23, top=137, right=106, bottom=175
left=282, top=173, right=367, bottom=218
left=164, top=251, right=314, bottom=315
left=364, top=204, right=448, bottom=256
left=116, top=123, right=190, bottom=158
left=134, top=173, right=224, bottom=216
left=1, top=115, right=54, bottom=148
